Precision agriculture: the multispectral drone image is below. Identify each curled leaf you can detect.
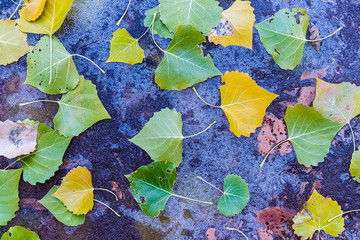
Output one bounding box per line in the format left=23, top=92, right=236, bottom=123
left=19, top=0, right=47, bottom=22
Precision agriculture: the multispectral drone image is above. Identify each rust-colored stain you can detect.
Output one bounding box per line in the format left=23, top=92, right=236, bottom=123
left=258, top=228, right=273, bottom=240
left=206, top=228, right=216, bottom=240
left=297, top=86, right=316, bottom=106
left=300, top=68, right=327, bottom=81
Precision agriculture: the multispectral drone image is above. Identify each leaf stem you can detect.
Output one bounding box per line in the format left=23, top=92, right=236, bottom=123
left=196, top=176, right=224, bottom=194
left=72, top=54, right=105, bottom=74
left=94, top=199, right=121, bottom=217
left=93, top=188, right=119, bottom=200
left=151, top=12, right=165, bottom=52
left=136, top=12, right=156, bottom=41
left=116, top=0, right=131, bottom=26
left=348, top=122, right=356, bottom=152
left=226, top=227, right=249, bottom=240
left=8, top=0, right=22, bottom=20
left=193, top=87, right=221, bottom=108
left=4, top=159, right=20, bottom=170
left=306, top=27, right=342, bottom=42
left=172, top=194, right=213, bottom=205
left=260, top=139, right=289, bottom=167
left=183, top=121, right=216, bottom=139
left=328, top=209, right=360, bottom=222
left=19, top=99, right=59, bottom=107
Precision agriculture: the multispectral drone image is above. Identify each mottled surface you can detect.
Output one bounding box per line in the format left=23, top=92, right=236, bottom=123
left=1, top=0, right=360, bottom=239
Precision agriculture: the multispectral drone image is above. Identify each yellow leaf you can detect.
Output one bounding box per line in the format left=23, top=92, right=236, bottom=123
left=220, top=71, right=278, bottom=137
left=293, top=190, right=344, bottom=239
left=53, top=166, right=94, bottom=215
left=19, top=0, right=47, bottom=22
left=208, top=0, right=255, bottom=49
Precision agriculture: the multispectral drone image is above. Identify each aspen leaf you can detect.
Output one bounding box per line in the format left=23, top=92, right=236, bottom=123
left=293, top=190, right=344, bottom=239
left=350, top=149, right=360, bottom=183
left=125, top=161, right=177, bottom=218
left=19, top=0, right=47, bottom=22
left=53, top=167, right=94, bottom=215
left=0, top=169, right=22, bottom=226
left=155, top=25, right=221, bottom=90
left=0, top=19, right=31, bottom=66
left=1, top=226, right=40, bottom=240
left=208, top=0, right=255, bottom=49
left=144, top=6, right=173, bottom=39
left=159, top=0, right=222, bottom=35
left=107, top=28, right=145, bottom=65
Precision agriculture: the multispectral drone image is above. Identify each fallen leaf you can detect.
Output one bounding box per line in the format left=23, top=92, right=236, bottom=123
left=206, top=228, right=217, bottom=240
left=309, top=23, right=322, bottom=52
left=144, top=6, right=173, bottom=39
left=19, top=0, right=47, bottom=22
left=300, top=67, right=327, bottom=81
left=350, top=149, right=360, bottom=183
left=0, top=120, right=38, bottom=159
left=208, top=0, right=255, bottom=49
left=258, top=228, right=274, bottom=240
left=297, top=86, right=315, bottom=106
left=1, top=226, right=40, bottom=240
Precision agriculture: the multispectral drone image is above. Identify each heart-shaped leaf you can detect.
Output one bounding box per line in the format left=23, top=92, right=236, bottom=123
left=19, top=0, right=47, bottom=22
left=0, top=226, right=40, bottom=240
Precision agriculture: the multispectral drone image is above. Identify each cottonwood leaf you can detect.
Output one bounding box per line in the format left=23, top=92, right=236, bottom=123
left=310, top=23, right=321, bottom=52
left=208, top=0, right=255, bottom=49
left=285, top=104, right=343, bottom=167
left=0, top=169, right=22, bottom=226
left=54, top=76, right=111, bottom=137
left=1, top=226, right=40, bottom=240
left=219, top=71, right=278, bottom=137
left=314, top=78, right=360, bottom=124
left=0, top=120, right=38, bottom=159
left=106, top=28, right=144, bottom=65
left=17, top=0, right=75, bottom=35
left=19, top=0, right=47, bottom=22
left=0, top=19, right=31, bottom=66
left=53, top=166, right=94, bottom=215
left=39, top=185, right=86, bottom=226
left=159, top=0, right=222, bottom=35
left=18, top=124, right=72, bottom=185
left=293, top=190, right=344, bottom=239
left=255, top=8, right=309, bottom=70
left=25, top=35, right=80, bottom=94
left=155, top=24, right=221, bottom=90
left=350, top=149, right=360, bottom=183
left=125, top=161, right=177, bottom=218
left=144, top=6, right=173, bottom=39
left=217, top=175, right=250, bottom=216
left=130, top=108, right=183, bottom=167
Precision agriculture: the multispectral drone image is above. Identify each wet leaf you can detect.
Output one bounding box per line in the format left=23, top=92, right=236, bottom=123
left=220, top=71, right=278, bottom=137
left=293, top=190, right=344, bottom=239
left=125, top=161, right=177, bottom=218
left=130, top=108, right=183, bottom=167
left=155, top=25, right=221, bottom=90
left=350, top=149, right=360, bottom=183
left=17, top=0, right=75, bottom=35
left=0, top=169, right=22, bottom=226
left=208, top=0, right=255, bottom=49
left=39, top=185, right=86, bottom=226
left=54, top=76, right=111, bottom=137
left=285, top=104, right=343, bottom=167
left=106, top=28, right=145, bottom=65
left=0, top=120, right=38, bottom=159
left=53, top=166, right=94, bottom=215
left=19, top=0, right=47, bottom=22
left=159, top=0, right=222, bottom=35
left=1, top=226, right=40, bottom=240
left=144, top=6, right=173, bottom=39
left=0, top=19, right=31, bottom=66
left=255, top=8, right=309, bottom=70
left=217, top=175, right=250, bottom=216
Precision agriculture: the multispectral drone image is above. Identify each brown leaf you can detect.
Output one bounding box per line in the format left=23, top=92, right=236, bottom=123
left=300, top=67, right=327, bottom=81
left=206, top=228, right=217, bottom=240
left=309, top=23, right=322, bottom=52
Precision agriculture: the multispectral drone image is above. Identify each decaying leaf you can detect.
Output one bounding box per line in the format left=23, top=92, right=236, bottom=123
left=144, top=6, right=173, bottom=39
left=0, top=120, right=38, bottom=159
left=309, top=23, right=322, bottom=52
left=350, top=149, right=360, bottom=183
left=19, top=0, right=47, bottom=22
left=293, top=190, right=344, bottom=239
left=0, top=19, right=31, bottom=66
left=208, top=0, right=255, bottom=49
left=0, top=226, right=40, bottom=240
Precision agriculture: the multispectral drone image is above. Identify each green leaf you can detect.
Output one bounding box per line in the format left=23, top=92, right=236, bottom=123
left=144, top=6, right=173, bottom=39
left=1, top=226, right=40, bottom=240
left=17, top=0, right=75, bottom=35
left=255, top=8, right=309, bottom=70
left=293, top=190, right=344, bottom=239
left=350, top=149, right=360, bottom=183
left=285, top=104, right=343, bottom=167
left=0, top=19, right=31, bottom=66
left=0, top=169, right=22, bottom=226
left=106, top=28, right=145, bottom=65
left=159, top=0, right=223, bottom=35
left=54, top=76, right=111, bottom=137
left=125, top=161, right=177, bottom=218
left=19, top=127, right=72, bottom=185
left=155, top=25, right=221, bottom=90
left=130, top=108, right=183, bottom=166
left=217, top=175, right=250, bottom=216
left=25, top=35, right=80, bottom=95
left=38, top=185, right=86, bottom=226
